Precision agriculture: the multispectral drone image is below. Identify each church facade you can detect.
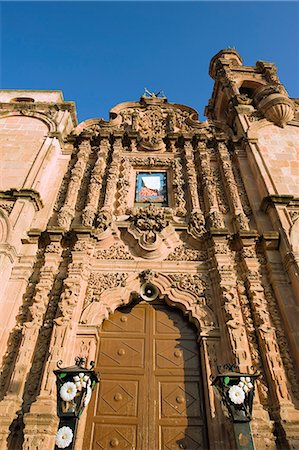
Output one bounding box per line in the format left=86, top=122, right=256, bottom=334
left=0, top=49, right=298, bottom=449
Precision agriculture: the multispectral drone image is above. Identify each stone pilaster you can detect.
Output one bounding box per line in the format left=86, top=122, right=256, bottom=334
left=0, top=239, right=62, bottom=449
left=240, top=242, right=299, bottom=448
left=21, top=237, right=95, bottom=450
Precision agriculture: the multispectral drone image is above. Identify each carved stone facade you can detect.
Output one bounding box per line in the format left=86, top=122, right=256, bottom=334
left=0, top=50, right=299, bottom=449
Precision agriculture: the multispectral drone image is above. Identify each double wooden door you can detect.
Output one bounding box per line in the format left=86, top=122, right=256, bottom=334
left=84, top=300, right=208, bottom=449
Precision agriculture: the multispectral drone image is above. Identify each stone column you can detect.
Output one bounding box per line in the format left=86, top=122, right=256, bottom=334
left=217, top=141, right=249, bottom=231
left=103, top=133, right=123, bottom=210
left=195, top=140, right=225, bottom=229
left=82, top=133, right=110, bottom=226
left=172, top=157, right=187, bottom=216
left=57, top=134, right=92, bottom=230
left=182, top=135, right=206, bottom=237
left=115, top=158, right=132, bottom=215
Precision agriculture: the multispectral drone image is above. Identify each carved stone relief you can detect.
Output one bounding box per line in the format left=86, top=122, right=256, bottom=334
left=82, top=272, right=129, bottom=314
left=166, top=243, right=207, bottom=261
left=94, top=243, right=134, bottom=260
left=0, top=201, right=15, bottom=215
left=117, top=104, right=194, bottom=150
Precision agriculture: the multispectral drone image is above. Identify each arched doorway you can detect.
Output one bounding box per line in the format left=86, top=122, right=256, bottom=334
left=83, top=299, right=209, bottom=449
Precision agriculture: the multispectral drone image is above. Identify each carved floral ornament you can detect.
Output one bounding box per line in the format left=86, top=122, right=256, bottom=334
left=126, top=204, right=179, bottom=259
left=80, top=271, right=217, bottom=331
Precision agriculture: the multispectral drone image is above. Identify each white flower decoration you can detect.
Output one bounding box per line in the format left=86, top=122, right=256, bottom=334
left=60, top=381, right=77, bottom=402
left=73, top=372, right=89, bottom=390
left=228, top=385, right=245, bottom=404
left=55, top=426, right=73, bottom=449
left=238, top=376, right=253, bottom=393
left=84, top=385, right=92, bottom=407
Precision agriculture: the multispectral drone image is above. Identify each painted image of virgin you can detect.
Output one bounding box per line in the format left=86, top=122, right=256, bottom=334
left=136, top=173, right=167, bottom=203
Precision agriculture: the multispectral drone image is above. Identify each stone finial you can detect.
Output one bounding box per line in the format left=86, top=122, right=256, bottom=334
left=254, top=84, right=295, bottom=127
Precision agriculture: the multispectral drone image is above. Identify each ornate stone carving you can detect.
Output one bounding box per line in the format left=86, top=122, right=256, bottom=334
left=95, top=243, right=134, bottom=260
left=82, top=138, right=110, bottom=226
left=73, top=240, right=94, bottom=254
left=208, top=210, right=225, bottom=229
left=0, top=201, right=14, bottom=215
left=242, top=250, right=299, bottom=405
left=83, top=272, right=128, bottom=311
left=57, top=139, right=91, bottom=229
left=102, top=137, right=122, bottom=209
left=172, top=158, right=187, bottom=216
left=128, top=156, right=172, bottom=167
left=139, top=269, right=157, bottom=284
left=211, top=166, right=230, bottom=214
left=236, top=281, right=269, bottom=406
left=166, top=243, right=207, bottom=261
left=188, top=210, right=206, bottom=238
left=116, top=158, right=132, bottom=215
left=130, top=204, right=171, bottom=245
left=95, top=208, right=113, bottom=233
left=254, top=83, right=295, bottom=127
left=116, top=103, right=195, bottom=150
left=289, top=210, right=299, bottom=224
left=45, top=241, right=61, bottom=254
left=217, top=142, right=250, bottom=231
left=169, top=273, right=207, bottom=298
left=182, top=138, right=202, bottom=212
left=233, top=165, right=253, bottom=217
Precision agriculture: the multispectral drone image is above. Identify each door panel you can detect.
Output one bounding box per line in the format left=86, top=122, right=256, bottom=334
left=92, top=424, right=137, bottom=450
left=84, top=301, right=208, bottom=450
left=98, top=338, right=145, bottom=369
left=98, top=380, right=139, bottom=416
left=160, top=426, right=205, bottom=450
left=160, top=380, right=202, bottom=418
left=155, top=340, right=200, bottom=370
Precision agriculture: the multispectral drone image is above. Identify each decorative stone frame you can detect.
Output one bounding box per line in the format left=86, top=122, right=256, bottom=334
left=117, top=156, right=186, bottom=217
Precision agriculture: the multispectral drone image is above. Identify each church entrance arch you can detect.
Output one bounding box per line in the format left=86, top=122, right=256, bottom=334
left=83, top=298, right=209, bottom=450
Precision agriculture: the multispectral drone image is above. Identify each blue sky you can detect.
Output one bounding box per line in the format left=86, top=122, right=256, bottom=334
left=1, top=1, right=298, bottom=123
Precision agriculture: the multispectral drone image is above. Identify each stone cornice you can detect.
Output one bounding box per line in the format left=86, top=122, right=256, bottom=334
left=261, top=195, right=299, bottom=212
left=0, top=189, right=44, bottom=211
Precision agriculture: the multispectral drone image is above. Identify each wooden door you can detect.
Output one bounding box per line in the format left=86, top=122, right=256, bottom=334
left=83, top=300, right=208, bottom=450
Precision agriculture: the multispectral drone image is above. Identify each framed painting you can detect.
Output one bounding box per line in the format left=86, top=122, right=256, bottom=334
left=135, top=172, right=168, bottom=205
